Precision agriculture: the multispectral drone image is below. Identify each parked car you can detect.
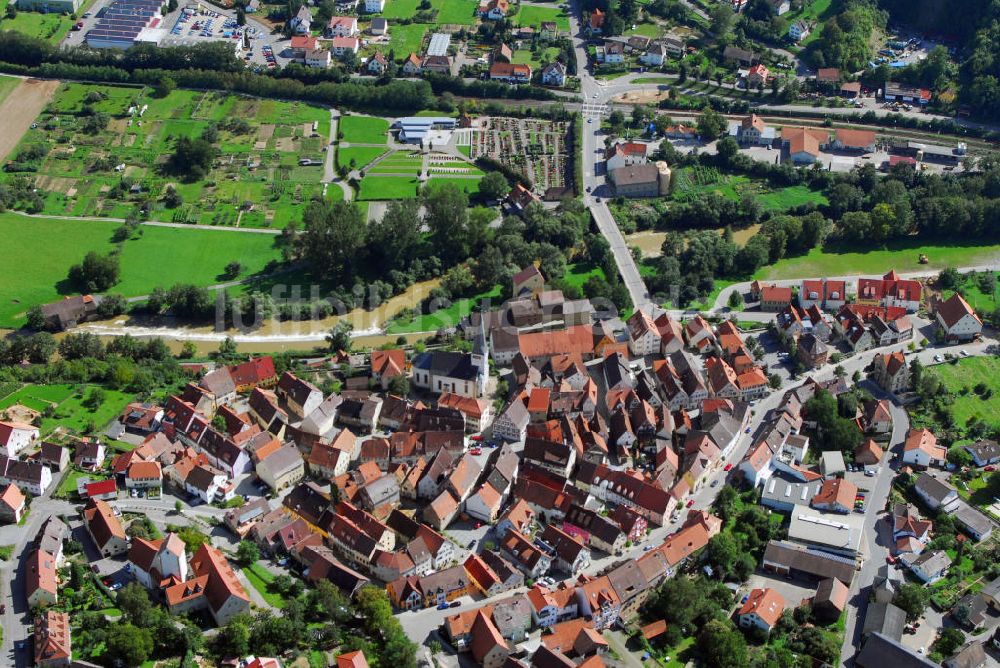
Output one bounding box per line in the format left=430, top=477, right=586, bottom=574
left=436, top=602, right=450, bottom=610
left=724, top=463, right=733, bottom=472
left=449, top=600, right=461, bottom=608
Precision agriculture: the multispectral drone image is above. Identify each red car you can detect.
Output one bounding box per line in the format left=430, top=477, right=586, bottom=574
left=470, top=435, right=483, bottom=441
left=723, top=463, right=733, bottom=472
left=885, top=555, right=896, bottom=565
left=986, top=465, right=996, bottom=472
left=686, top=499, right=695, bottom=507
left=469, top=447, right=482, bottom=455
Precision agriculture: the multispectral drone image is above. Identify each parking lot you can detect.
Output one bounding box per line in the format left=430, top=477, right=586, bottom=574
left=60, top=0, right=291, bottom=70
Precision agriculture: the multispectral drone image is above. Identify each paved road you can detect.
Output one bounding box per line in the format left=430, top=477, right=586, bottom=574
left=838, top=380, right=909, bottom=667
left=323, top=109, right=354, bottom=201
left=568, top=2, right=654, bottom=311
left=0, top=479, right=238, bottom=666
left=7, top=209, right=281, bottom=234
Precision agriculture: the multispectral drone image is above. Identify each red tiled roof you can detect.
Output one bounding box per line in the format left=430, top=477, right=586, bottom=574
left=85, top=479, right=117, bottom=497
left=738, top=588, right=785, bottom=627
left=228, top=357, right=276, bottom=387
left=937, top=292, right=981, bottom=329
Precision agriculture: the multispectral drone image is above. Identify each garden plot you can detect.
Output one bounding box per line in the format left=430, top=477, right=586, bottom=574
left=1, top=84, right=329, bottom=228
left=470, top=116, right=571, bottom=195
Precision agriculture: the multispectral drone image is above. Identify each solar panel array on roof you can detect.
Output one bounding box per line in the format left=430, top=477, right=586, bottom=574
left=86, top=0, right=165, bottom=47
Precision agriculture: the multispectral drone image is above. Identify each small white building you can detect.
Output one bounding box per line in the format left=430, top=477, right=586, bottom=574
left=364, top=0, right=385, bottom=11
left=788, top=20, right=810, bottom=42
left=605, top=141, right=647, bottom=172
left=640, top=43, right=667, bottom=67
left=330, top=37, right=360, bottom=58
left=541, top=61, right=566, bottom=87
left=0, top=421, right=40, bottom=458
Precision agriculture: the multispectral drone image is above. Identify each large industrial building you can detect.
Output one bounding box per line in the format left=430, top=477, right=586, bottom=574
left=85, top=0, right=166, bottom=49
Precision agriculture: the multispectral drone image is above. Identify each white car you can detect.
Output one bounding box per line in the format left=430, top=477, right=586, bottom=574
left=934, top=354, right=943, bottom=362
left=961, top=349, right=969, bottom=356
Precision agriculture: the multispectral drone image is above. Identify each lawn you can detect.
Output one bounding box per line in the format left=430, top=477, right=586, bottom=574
left=512, top=46, right=562, bottom=68
left=756, top=240, right=1000, bottom=281
left=927, top=357, right=1000, bottom=433
left=115, top=226, right=284, bottom=297
left=0, top=383, right=74, bottom=412
left=38, top=386, right=133, bottom=435
left=339, top=115, right=390, bottom=145
left=431, top=0, right=477, bottom=24
left=388, top=22, right=428, bottom=58
left=0, top=213, right=284, bottom=326
left=0, top=383, right=133, bottom=436
left=758, top=185, right=828, bottom=211
left=0, top=75, right=19, bottom=105
left=513, top=4, right=571, bottom=31
left=781, top=0, right=835, bottom=47
left=943, top=272, right=999, bottom=313
left=0, top=2, right=77, bottom=43
left=338, top=146, right=388, bottom=170
left=386, top=284, right=503, bottom=333
left=426, top=176, right=480, bottom=194
left=381, top=0, right=420, bottom=18
left=0, top=213, right=118, bottom=327
left=625, top=22, right=662, bottom=38
left=562, top=262, right=607, bottom=290
left=242, top=562, right=286, bottom=607
left=358, top=175, right=420, bottom=200
left=53, top=468, right=91, bottom=500
left=633, top=76, right=674, bottom=84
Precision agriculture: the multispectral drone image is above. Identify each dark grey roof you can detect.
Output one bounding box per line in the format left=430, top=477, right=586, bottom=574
left=913, top=472, right=956, bottom=504
left=762, top=540, right=856, bottom=584
left=862, top=601, right=906, bottom=640
left=953, top=503, right=994, bottom=539
left=965, top=439, right=1000, bottom=462
left=856, top=633, right=937, bottom=668
left=943, top=641, right=988, bottom=668
left=412, top=351, right=480, bottom=381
